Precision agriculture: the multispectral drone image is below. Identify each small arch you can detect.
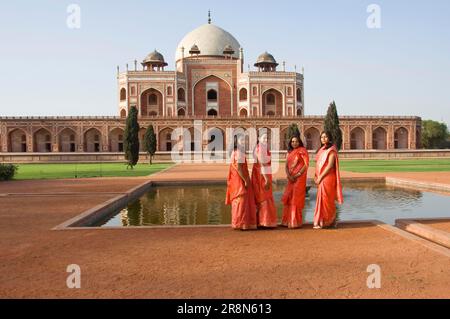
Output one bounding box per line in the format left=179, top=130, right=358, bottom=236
left=167, top=86, right=172, bottom=96
left=177, top=88, right=186, bottom=101
left=305, top=127, right=321, bottom=150
left=372, top=127, right=387, bottom=150
left=33, top=128, right=52, bottom=152
left=120, top=88, right=126, bottom=101
left=140, top=88, right=163, bottom=116
left=394, top=127, right=409, bottom=149
left=252, top=86, right=257, bottom=96
left=177, top=108, right=186, bottom=116
left=149, top=111, right=158, bottom=116
left=207, top=109, right=218, bottom=116
left=296, top=108, right=302, bottom=116
left=59, top=128, right=77, bottom=152
left=239, top=88, right=248, bottom=101
left=262, top=88, right=283, bottom=116
left=239, top=108, right=248, bottom=117
left=109, top=128, right=125, bottom=152
left=287, top=87, right=292, bottom=96
left=120, top=109, right=127, bottom=118
left=207, top=89, right=217, bottom=101
left=350, top=127, right=366, bottom=150
left=296, top=88, right=302, bottom=103
left=148, top=93, right=158, bottom=105
left=84, top=128, right=102, bottom=152
left=158, top=127, right=174, bottom=151
left=8, top=128, right=28, bottom=152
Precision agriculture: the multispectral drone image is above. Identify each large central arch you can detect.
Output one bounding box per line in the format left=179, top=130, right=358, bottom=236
left=193, top=75, right=232, bottom=116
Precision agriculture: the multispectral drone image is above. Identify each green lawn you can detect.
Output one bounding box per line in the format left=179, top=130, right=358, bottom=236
left=339, top=159, right=450, bottom=173
left=12, top=162, right=173, bottom=180
left=279, top=158, right=450, bottom=173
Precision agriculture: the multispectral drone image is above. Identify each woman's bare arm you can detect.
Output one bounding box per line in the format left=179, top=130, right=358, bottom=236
left=318, top=153, right=336, bottom=183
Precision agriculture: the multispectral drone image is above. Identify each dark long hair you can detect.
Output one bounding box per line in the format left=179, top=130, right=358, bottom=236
left=229, top=133, right=246, bottom=156
left=316, top=131, right=334, bottom=153
left=287, top=134, right=304, bottom=153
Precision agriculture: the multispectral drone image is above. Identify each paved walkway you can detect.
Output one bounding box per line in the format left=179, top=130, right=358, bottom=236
left=0, top=164, right=449, bottom=298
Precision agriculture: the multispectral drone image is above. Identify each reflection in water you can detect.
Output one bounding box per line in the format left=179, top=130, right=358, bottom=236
left=99, top=182, right=450, bottom=227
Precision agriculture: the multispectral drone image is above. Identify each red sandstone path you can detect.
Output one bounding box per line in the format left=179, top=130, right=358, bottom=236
left=0, top=164, right=449, bottom=298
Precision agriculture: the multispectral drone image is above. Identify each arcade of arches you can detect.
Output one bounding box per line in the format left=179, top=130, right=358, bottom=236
left=0, top=118, right=421, bottom=154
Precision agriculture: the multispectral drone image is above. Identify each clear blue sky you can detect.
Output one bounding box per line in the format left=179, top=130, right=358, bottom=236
left=0, top=0, right=449, bottom=126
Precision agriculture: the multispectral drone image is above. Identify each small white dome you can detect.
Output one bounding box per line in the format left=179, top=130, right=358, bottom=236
left=176, top=24, right=241, bottom=61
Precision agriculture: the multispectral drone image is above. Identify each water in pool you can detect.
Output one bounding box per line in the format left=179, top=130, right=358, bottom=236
left=96, top=182, right=450, bottom=227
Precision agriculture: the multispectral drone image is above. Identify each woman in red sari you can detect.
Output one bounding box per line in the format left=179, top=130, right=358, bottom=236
left=313, top=131, right=343, bottom=229
left=225, top=134, right=257, bottom=230
left=251, top=132, right=277, bottom=228
left=281, top=135, right=309, bottom=228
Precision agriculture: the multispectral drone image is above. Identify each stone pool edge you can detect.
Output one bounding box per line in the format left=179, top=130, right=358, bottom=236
left=50, top=176, right=450, bottom=257
left=395, top=218, right=450, bottom=249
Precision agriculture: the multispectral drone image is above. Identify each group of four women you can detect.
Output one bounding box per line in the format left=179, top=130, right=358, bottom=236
left=225, top=131, right=343, bottom=230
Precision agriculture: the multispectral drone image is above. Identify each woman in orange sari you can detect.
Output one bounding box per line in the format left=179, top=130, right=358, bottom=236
left=225, top=134, right=257, bottom=230
left=281, top=135, right=309, bottom=228
left=251, top=132, right=277, bottom=228
left=313, top=131, right=343, bottom=229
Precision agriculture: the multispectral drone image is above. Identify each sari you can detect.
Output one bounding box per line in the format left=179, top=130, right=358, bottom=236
left=251, top=144, right=277, bottom=228
left=281, top=146, right=309, bottom=228
left=313, top=144, right=343, bottom=227
left=225, top=149, right=257, bottom=230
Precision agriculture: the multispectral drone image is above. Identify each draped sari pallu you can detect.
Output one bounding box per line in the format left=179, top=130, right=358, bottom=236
left=251, top=144, right=277, bottom=228
left=225, top=149, right=257, bottom=230
left=313, top=145, right=344, bottom=227
left=281, top=147, right=309, bottom=228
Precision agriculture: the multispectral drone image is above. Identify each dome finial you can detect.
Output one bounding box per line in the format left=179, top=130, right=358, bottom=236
left=208, top=10, right=211, bottom=24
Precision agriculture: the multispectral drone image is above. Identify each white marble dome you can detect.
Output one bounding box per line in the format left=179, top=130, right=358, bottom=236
left=175, top=23, right=241, bottom=61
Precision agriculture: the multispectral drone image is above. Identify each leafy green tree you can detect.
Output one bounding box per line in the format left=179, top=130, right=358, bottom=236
left=124, top=106, right=140, bottom=169
left=144, top=125, right=157, bottom=164
left=324, top=101, right=343, bottom=150
left=421, top=120, right=449, bottom=149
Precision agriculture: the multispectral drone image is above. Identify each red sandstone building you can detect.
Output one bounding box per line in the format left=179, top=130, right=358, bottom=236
left=0, top=19, right=421, bottom=161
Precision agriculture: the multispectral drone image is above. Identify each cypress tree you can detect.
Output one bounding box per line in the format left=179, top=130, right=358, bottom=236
left=287, top=123, right=300, bottom=139
left=144, top=125, right=157, bottom=164
left=285, top=123, right=301, bottom=148
left=324, top=101, right=343, bottom=150
left=124, top=106, right=140, bottom=169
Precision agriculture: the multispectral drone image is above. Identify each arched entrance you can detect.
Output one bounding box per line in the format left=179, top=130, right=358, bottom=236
left=33, top=128, right=52, bottom=152
left=394, top=127, right=409, bottom=149
left=305, top=127, right=320, bottom=150
left=109, top=128, right=125, bottom=152
left=140, top=88, right=163, bottom=117
left=8, top=129, right=27, bottom=152
left=159, top=128, right=174, bottom=152
left=84, top=128, right=102, bottom=152
left=262, top=89, right=283, bottom=116
left=350, top=127, right=365, bottom=150
left=372, top=127, right=387, bottom=150
left=59, top=128, right=77, bottom=152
